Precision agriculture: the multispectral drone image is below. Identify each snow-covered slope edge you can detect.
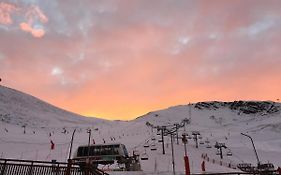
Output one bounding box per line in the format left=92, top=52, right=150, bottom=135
left=0, top=85, right=106, bottom=127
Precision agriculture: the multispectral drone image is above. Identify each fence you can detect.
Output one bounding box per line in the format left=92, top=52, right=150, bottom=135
left=0, top=158, right=108, bottom=175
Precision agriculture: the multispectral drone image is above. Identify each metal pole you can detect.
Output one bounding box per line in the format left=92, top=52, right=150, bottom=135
left=161, top=127, right=165, bottom=155
left=87, top=129, right=91, bottom=156
left=170, top=133, right=175, bottom=175
left=68, top=129, right=76, bottom=160
left=176, top=124, right=179, bottom=145
left=184, top=142, right=187, bottom=156
left=195, top=135, right=198, bottom=148
left=241, top=133, right=260, bottom=166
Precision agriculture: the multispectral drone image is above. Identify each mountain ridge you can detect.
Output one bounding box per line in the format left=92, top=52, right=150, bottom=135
left=0, top=85, right=106, bottom=127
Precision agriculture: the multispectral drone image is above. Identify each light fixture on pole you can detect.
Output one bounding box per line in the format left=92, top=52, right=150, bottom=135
left=241, top=133, right=260, bottom=166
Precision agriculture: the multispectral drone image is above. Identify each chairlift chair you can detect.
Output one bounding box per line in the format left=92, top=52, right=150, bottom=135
left=206, top=144, right=212, bottom=148
left=151, top=136, right=156, bottom=141
left=227, top=149, right=232, bottom=156
left=140, top=151, right=149, bottom=160
left=182, top=132, right=188, bottom=136
left=144, top=143, right=149, bottom=148
left=144, top=140, right=150, bottom=148
left=150, top=144, right=157, bottom=151
left=133, top=150, right=140, bottom=156
left=198, top=136, right=203, bottom=139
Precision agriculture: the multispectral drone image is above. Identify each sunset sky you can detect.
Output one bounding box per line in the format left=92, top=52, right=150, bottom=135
left=0, top=0, right=281, bottom=120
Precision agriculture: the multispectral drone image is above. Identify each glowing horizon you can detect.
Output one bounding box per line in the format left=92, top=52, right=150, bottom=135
left=1, top=0, right=281, bottom=120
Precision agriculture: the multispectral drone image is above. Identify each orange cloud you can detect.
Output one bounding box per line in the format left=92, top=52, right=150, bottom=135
left=20, top=22, right=45, bottom=38
left=19, top=5, right=48, bottom=38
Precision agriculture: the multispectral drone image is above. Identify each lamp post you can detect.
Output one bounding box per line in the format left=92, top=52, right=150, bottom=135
left=241, top=133, right=260, bottom=166
left=68, top=129, right=76, bottom=160
left=66, top=129, right=76, bottom=175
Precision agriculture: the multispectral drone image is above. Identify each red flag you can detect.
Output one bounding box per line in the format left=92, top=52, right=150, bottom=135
left=50, top=140, right=55, bottom=150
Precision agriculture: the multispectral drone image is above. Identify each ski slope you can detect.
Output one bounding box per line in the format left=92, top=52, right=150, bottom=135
left=1, top=85, right=281, bottom=174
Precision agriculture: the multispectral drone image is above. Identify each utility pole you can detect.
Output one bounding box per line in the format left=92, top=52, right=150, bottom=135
left=241, top=133, right=260, bottom=166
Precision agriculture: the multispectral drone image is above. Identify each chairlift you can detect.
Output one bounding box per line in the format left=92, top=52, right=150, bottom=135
left=133, top=150, right=140, bottom=156
left=144, top=143, right=149, bottom=148
left=206, top=144, right=212, bottom=148
left=158, top=139, right=163, bottom=142
left=205, top=139, right=210, bottom=144
left=227, top=149, right=232, bottom=156
left=157, top=132, right=161, bottom=136
left=140, top=150, right=149, bottom=160
left=199, top=140, right=204, bottom=145
left=182, top=132, right=188, bottom=136
left=151, top=136, right=156, bottom=141
left=150, top=144, right=157, bottom=151
left=198, top=136, right=203, bottom=139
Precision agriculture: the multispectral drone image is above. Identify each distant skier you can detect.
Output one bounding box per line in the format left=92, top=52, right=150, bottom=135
left=201, top=160, right=205, bottom=172
left=50, top=140, right=55, bottom=150
left=92, top=139, right=95, bottom=144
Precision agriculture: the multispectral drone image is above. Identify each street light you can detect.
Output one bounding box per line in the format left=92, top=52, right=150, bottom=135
left=66, top=129, right=76, bottom=175
left=241, top=133, right=260, bottom=166
left=68, top=129, right=76, bottom=160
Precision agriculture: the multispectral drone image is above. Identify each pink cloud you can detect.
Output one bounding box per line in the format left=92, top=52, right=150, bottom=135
left=1, top=0, right=281, bottom=120
left=0, top=2, right=18, bottom=25
left=0, top=2, right=48, bottom=38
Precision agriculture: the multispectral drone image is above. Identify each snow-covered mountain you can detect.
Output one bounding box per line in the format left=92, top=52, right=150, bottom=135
left=0, top=85, right=106, bottom=127
left=1, top=85, right=281, bottom=174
